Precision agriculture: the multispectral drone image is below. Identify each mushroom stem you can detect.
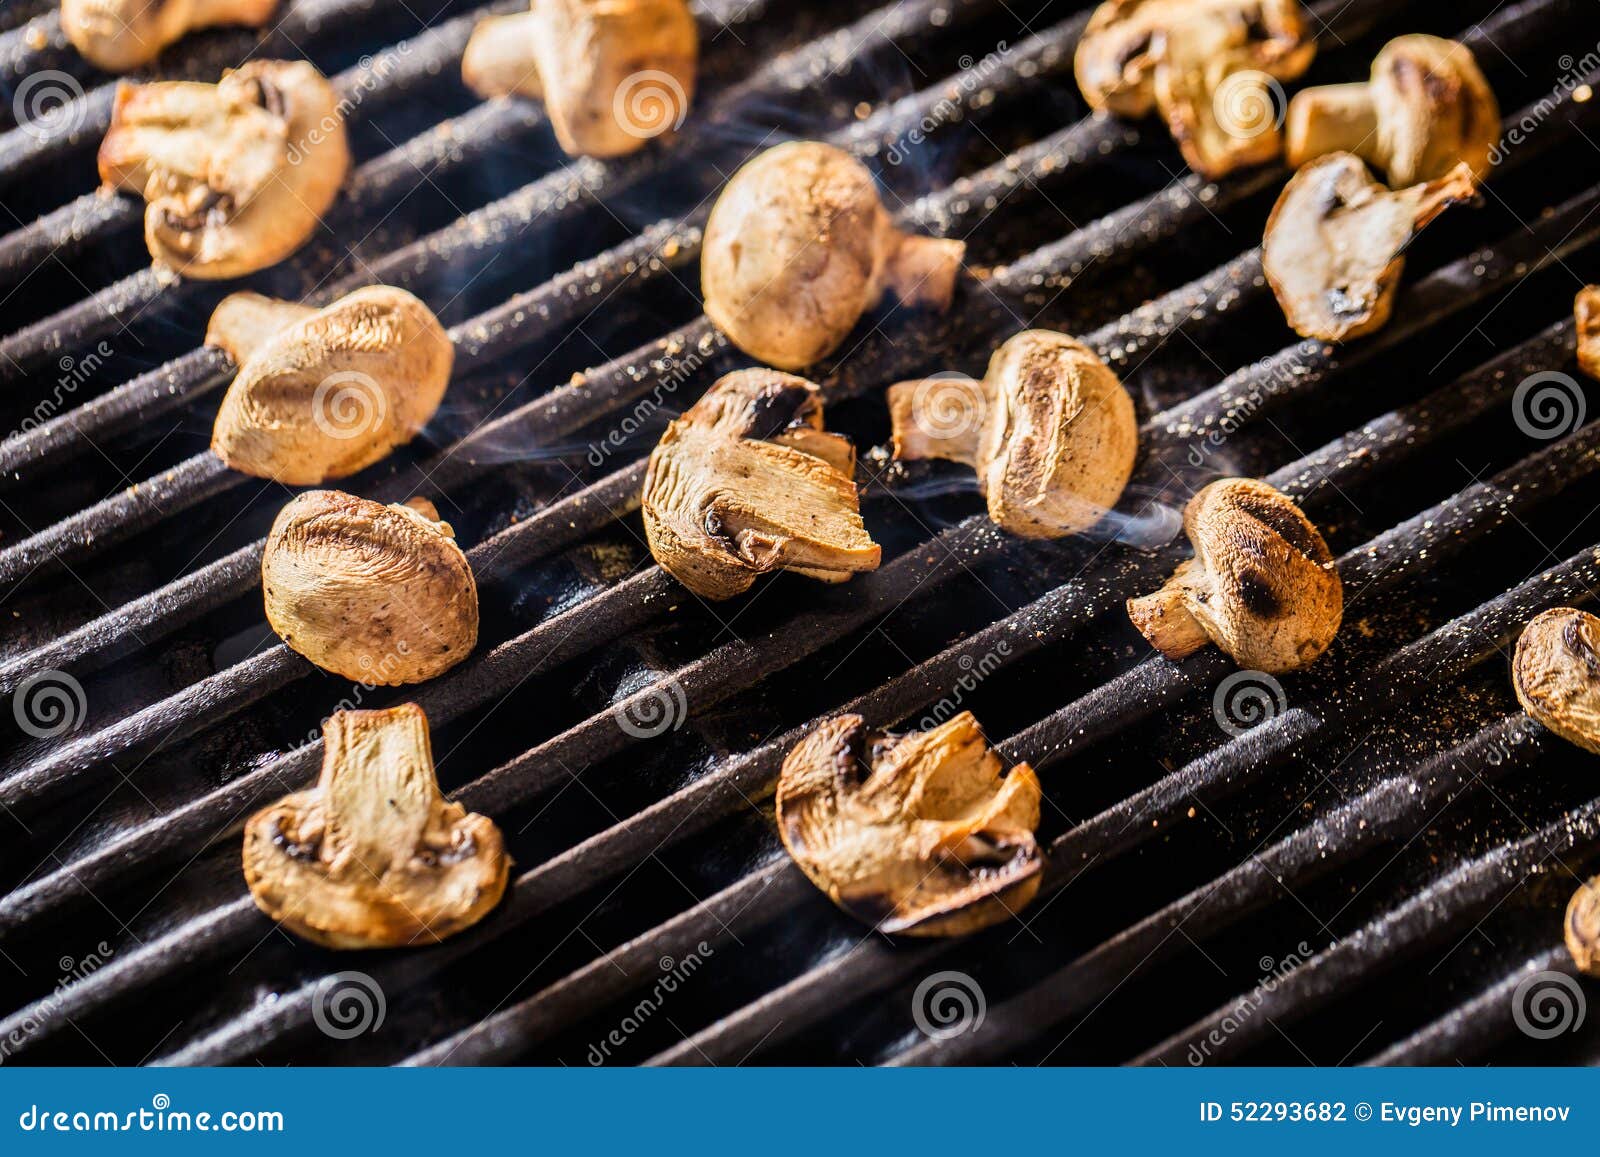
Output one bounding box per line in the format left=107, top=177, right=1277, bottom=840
left=321, top=705, right=437, bottom=871
left=461, top=13, right=545, bottom=99
left=1285, top=83, right=1379, bottom=169
left=1126, top=564, right=1213, bottom=661
left=885, top=375, right=989, bottom=467
left=204, top=291, right=317, bottom=364
left=882, top=232, right=966, bottom=312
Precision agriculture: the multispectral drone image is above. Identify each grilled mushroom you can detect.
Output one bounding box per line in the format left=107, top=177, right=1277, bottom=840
left=243, top=704, right=509, bottom=948
left=1262, top=152, right=1475, bottom=341
left=887, top=330, right=1138, bottom=538
left=642, top=368, right=880, bottom=600
left=208, top=286, right=453, bottom=485
left=1286, top=34, right=1498, bottom=186
left=462, top=0, right=697, bottom=158
left=97, top=60, right=348, bottom=279
left=62, top=0, right=278, bottom=72
left=1576, top=287, right=1600, bottom=381
left=1127, top=477, right=1341, bottom=673
left=1075, top=0, right=1315, bottom=178
left=1567, top=878, right=1600, bottom=976
left=263, top=491, right=479, bottom=684
left=777, top=712, right=1042, bottom=936
left=701, top=141, right=966, bottom=370
left=1513, top=607, right=1600, bottom=754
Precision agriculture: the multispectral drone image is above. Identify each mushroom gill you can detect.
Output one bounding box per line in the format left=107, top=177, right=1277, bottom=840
left=1513, top=607, right=1600, bottom=754
left=776, top=712, right=1042, bottom=937
left=243, top=704, right=509, bottom=949
left=641, top=368, right=880, bottom=600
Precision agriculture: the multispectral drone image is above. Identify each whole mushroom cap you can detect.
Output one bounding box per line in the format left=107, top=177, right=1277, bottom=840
left=1127, top=477, right=1341, bottom=673
left=701, top=141, right=965, bottom=370
left=263, top=490, right=479, bottom=684
left=776, top=712, right=1043, bottom=937
left=62, top=0, right=279, bottom=72
left=887, top=329, right=1138, bottom=538
left=1513, top=607, right=1600, bottom=754
left=209, top=285, right=454, bottom=485
left=1567, top=878, right=1600, bottom=976
left=243, top=704, right=509, bottom=949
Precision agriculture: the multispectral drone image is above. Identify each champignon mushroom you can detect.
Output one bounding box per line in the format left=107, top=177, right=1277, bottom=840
left=207, top=286, right=453, bottom=485
left=1513, top=607, right=1600, bottom=754
left=1567, top=878, right=1600, bottom=976
left=642, top=368, right=880, bottom=600
left=1286, top=34, right=1498, bottom=186
left=263, top=490, right=479, bottom=684
left=1262, top=152, right=1475, bottom=342
left=1576, top=287, right=1600, bottom=381
left=886, top=329, right=1138, bottom=538
left=243, top=703, right=509, bottom=948
left=1075, top=0, right=1315, bottom=178
left=97, top=60, right=348, bottom=279
left=1126, top=477, right=1341, bottom=673
left=776, top=711, right=1042, bottom=936
left=462, top=0, right=697, bottom=158
left=701, top=141, right=966, bottom=370
left=62, top=0, right=278, bottom=72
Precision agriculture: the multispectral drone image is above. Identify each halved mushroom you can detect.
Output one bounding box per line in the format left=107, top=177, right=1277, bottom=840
left=642, top=368, right=880, bottom=600
left=1286, top=34, right=1498, bottom=186
left=263, top=490, right=478, bottom=684
left=1127, top=477, right=1341, bottom=673
left=1576, top=287, right=1600, bottom=381
left=243, top=704, right=509, bottom=948
left=462, top=0, right=698, bottom=158
left=1513, top=607, right=1600, bottom=754
left=776, top=712, right=1042, bottom=937
left=97, top=60, right=348, bottom=278
left=1262, top=152, right=1475, bottom=341
left=887, top=329, right=1138, bottom=538
left=1567, top=878, right=1600, bottom=976
left=208, top=286, right=453, bottom=485
left=701, top=141, right=966, bottom=370
left=62, top=0, right=278, bottom=72
left=1075, top=0, right=1315, bottom=178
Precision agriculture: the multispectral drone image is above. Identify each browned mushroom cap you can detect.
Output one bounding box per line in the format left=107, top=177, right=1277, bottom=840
left=208, top=286, right=453, bottom=485
left=243, top=704, right=509, bottom=948
left=776, top=712, right=1042, bottom=937
left=1567, top=877, right=1600, bottom=976
left=642, top=369, right=880, bottom=600
left=1513, top=607, right=1600, bottom=754
left=97, top=60, right=349, bottom=279
left=62, top=0, right=278, bottom=72
left=1286, top=35, right=1499, bottom=186
left=1577, top=287, right=1600, bottom=381
left=1127, top=477, right=1341, bottom=673
left=887, top=330, right=1138, bottom=538
left=1262, top=152, right=1475, bottom=342
left=462, top=0, right=697, bottom=158
left=701, top=141, right=966, bottom=370
left=263, top=491, right=479, bottom=684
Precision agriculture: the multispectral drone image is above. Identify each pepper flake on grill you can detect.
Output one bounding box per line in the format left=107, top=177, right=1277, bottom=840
left=1262, top=152, right=1476, bottom=342
left=1513, top=607, right=1600, bottom=754
left=207, top=286, right=453, bottom=484
left=463, top=0, right=698, bottom=159
left=641, top=368, right=880, bottom=600
left=97, top=60, right=349, bottom=279
left=1127, top=477, right=1342, bottom=674
left=243, top=704, right=510, bottom=949
left=63, top=0, right=279, bottom=72
left=777, top=712, right=1042, bottom=937
left=701, top=141, right=965, bottom=370
left=887, top=329, right=1137, bottom=538
left=263, top=490, right=479, bottom=685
